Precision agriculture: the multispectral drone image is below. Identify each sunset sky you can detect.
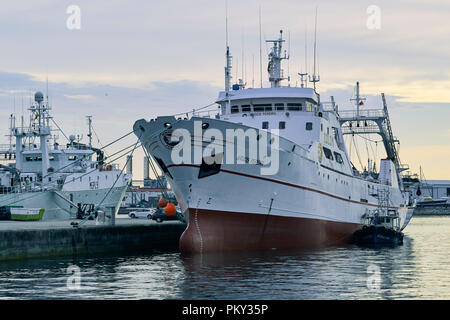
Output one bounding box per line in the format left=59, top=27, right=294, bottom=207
left=0, top=0, right=449, bottom=180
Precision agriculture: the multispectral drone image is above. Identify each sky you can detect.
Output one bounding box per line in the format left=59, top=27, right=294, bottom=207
left=0, top=0, right=449, bottom=180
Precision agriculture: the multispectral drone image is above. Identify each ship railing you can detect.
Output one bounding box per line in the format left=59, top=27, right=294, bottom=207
left=171, top=103, right=220, bottom=120
left=0, top=144, right=13, bottom=152
left=98, top=163, right=120, bottom=171
left=341, top=123, right=381, bottom=135
left=191, top=109, right=220, bottom=119
left=321, top=102, right=338, bottom=113
left=1, top=182, right=60, bottom=195
left=0, top=184, right=27, bottom=195
left=338, top=109, right=385, bottom=119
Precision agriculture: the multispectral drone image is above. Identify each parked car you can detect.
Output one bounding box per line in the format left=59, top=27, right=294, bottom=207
left=128, top=209, right=156, bottom=219
left=151, top=208, right=180, bottom=223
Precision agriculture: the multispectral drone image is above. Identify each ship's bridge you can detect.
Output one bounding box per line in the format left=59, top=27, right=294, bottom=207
left=216, top=87, right=319, bottom=115
left=213, top=87, right=331, bottom=150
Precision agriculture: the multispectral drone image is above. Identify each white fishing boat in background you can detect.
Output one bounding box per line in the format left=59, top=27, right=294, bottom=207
left=0, top=91, right=131, bottom=220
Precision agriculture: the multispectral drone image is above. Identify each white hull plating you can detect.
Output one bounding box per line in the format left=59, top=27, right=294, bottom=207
left=0, top=185, right=128, bottom=220
left=135, top=117, right=414, bottom=233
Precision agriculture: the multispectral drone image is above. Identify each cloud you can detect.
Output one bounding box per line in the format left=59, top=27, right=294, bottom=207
left=63, top=94, right=96, bottom=100
left=0, top=1, right=449, bottom=179
left=0, top=71, right=220, bottom=144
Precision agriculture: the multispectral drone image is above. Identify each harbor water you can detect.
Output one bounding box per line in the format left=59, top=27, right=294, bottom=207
left=0, top=216, right=448, bottom=300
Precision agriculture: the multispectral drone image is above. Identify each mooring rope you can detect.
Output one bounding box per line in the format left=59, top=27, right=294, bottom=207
left=76, top=136, right=142, bottom=227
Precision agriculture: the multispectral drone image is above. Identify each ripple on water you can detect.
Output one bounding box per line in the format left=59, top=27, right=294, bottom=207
left=0, top=216, right=449, bottom=299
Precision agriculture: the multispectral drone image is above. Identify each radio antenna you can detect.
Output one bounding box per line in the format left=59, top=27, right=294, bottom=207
left=309, top=7, right=320, bottom=90
left=242, top=28, right=245, bottom=83
left=259, top=5, right=263, bottom=88
left=305, top=24, right=308, bottom=76
left=252, top=53, right=255, bottom=88
left=288, top=30, right=291, bottom=86
left=225, top=0, right=229, bottom=47
left=224, top=0, right=232, bottom=93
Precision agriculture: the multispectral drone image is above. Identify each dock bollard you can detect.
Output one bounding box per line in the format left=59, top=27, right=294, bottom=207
left=106, top=206, right=116, bottom=226
left=95, top=210, right=105, bottom=225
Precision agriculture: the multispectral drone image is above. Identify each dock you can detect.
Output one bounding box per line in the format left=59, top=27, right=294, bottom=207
left=0, top=217, right=186, bottom=262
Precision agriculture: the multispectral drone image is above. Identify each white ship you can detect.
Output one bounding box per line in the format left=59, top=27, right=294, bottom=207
left=0, top=92, right=131, bottom=220
left=134, top=30, right=415, bottom=253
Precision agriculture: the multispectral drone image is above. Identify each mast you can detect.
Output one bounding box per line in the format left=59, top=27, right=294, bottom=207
left=8, top=114, right=15, bottom=153
left=266, top=30, right=289, bottom=88
left=224, top=0, right=232, bottom=114
left=30, top=91, right=51, bottom=184
left=309, top=7, right=320, bottom=90
left=87, top=116, right=93, bottom=148
left=351, top=81, right=366, bottom=118
left=259, top=6, right=263, bottom=88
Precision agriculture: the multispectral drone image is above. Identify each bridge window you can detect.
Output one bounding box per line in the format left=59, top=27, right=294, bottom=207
left=306, top=122, right=313, bottom=131
left=323, top=147, right=334, bottom=160
left=275, top=103, right=284, bottom=111
left=262, top=122, right=269, bottom=129
left=242, top=105, right=251, bottom=112
left=287, top=103, right=302, bottom=111
left=334, top=152, right=344, bottom=164
left=279, top=121, right=286, bottom=129
left=265, top=106, right=273, bottom=111
left=68, top=156, right=77, bottom=161
left=231, top=106, right=239, bottom=114
left=254, top=104, right=270, bottom=112
left=25, top=156, right=33, bottom=162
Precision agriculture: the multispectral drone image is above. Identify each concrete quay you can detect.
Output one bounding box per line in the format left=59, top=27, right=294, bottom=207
left=0, top=217, right=186, bottom=262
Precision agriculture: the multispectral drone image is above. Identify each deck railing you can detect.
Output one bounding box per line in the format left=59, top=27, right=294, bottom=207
left=338, top=109, right=385, bottom=119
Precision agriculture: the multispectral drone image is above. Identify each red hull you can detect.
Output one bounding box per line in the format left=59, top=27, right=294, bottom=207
left=179, top=208, right=360, bottom=254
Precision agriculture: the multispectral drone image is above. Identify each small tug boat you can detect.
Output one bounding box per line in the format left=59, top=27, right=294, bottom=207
left=351, top=190, right=404, bottom=246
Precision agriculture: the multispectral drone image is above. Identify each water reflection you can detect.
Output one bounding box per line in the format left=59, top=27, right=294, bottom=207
left=0, top=217, right=448, bottom=299
left=177, top=243, right=417, bottom=300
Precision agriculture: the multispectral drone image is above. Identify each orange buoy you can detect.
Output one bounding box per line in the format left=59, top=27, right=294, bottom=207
left=158, top=198, right=168, bottom=208
left=164, top=203, right=176, bottom=216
